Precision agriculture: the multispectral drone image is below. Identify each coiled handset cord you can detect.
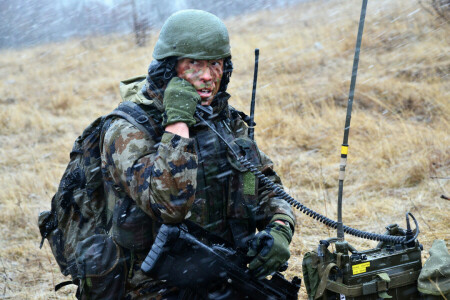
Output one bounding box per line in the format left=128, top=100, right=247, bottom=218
left=195, top=111, right=419, bottom=244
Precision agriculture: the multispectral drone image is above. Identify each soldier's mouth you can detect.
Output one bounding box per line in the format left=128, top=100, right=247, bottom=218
left=197, top=89, right=213, bottom=98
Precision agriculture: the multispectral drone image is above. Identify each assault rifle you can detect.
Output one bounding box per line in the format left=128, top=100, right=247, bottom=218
left=141, top=221, right=301, bottom=300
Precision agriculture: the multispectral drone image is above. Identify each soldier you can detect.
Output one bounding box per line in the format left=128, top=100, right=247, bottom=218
left=99, top=9, right=296, bottom=299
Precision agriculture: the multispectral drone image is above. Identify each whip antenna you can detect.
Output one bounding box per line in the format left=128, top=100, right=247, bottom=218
left=248, top=48, right=259, bottom=140
left=337, top=0, right=368, bottom=240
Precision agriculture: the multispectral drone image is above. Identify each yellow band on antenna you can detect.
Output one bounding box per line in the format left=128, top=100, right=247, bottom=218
left=341, top=145, right=349, bottom=155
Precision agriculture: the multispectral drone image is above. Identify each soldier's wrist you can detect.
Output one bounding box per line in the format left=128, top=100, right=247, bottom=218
left=160, top=132, right=196, bottom=154
left=165, top=122, right=189, bottom=138
left=270, top=214, right=295, bottom=233
left=274, top=220, right=290, bottom=226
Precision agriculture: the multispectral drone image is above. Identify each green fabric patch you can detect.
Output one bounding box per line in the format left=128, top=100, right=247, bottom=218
left=243, top=171, right=256, bottom=195
left=86, top=277, right=92, bottom=288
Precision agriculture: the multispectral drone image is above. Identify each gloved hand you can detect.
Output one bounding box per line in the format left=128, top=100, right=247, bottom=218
left=162, top=77, right=201, bottom=127
left=247, top=221, right=293, bottom=279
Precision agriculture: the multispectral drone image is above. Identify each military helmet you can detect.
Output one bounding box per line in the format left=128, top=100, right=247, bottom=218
left=153, top=9, right=231, bottom=60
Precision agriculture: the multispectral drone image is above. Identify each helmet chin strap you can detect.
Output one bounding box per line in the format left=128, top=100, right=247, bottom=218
left=218, top=57, right=233, bottom=93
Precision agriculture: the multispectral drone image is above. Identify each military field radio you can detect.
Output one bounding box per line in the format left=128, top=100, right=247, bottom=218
left=304, top=1, right=425, bottom=299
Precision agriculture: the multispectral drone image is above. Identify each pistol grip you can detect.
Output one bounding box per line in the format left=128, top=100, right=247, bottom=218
left=141, top=224, right=180, bottom=275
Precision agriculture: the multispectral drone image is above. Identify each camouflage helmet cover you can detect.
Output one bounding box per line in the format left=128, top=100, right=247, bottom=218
left=153, top=9, right=231, bottom=60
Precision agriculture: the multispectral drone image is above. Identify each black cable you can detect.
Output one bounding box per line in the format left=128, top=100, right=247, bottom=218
left=404, top=212, right=420, bottom=245
left=195, top=112, right=409, bottom=244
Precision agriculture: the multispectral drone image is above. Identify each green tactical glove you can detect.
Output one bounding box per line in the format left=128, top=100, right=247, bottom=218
left=162, top=77, right=201, bottom=127
left=247, top=221, right=293, bottom=279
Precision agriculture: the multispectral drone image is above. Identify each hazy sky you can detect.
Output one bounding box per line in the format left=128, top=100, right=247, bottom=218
left=0, top=0, right=308, bottom=48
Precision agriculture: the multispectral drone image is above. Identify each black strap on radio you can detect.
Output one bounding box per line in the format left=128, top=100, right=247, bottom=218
left=337, top=0, right=368, bottom=240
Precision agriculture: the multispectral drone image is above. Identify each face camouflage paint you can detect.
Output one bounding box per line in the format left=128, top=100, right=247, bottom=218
left=176, top=58, right=224, bottom=106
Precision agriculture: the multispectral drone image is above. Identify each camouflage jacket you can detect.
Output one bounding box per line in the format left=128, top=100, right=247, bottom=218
left=101, top=76, right=295, bottom=251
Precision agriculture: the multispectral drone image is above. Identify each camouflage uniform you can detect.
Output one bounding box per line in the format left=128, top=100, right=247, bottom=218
left=100, top=76, right=295, bottom=298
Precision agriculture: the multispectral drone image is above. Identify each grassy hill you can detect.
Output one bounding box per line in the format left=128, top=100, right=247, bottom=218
left=0, top=0, right=448, bottom=298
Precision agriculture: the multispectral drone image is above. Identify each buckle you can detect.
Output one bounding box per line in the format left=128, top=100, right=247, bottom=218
left=136, top=115, right=149, bottom=124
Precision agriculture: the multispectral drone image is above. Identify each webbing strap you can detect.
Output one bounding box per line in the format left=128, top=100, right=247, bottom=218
left=315, top=263, right=338, bottom=299
left=107, top=101, right=162, bottom=142
left=337, top=253, right=343, bottom=268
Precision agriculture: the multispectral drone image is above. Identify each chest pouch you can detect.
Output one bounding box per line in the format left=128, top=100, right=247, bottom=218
left=226, top=137, right=262, bottom=247
left=227, top=137, right=262, bottom=195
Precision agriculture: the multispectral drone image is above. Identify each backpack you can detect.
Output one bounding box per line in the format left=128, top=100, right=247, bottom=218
left=38, top=101, right=162, bottom=288
left=418, top=239, right=450, bottom=298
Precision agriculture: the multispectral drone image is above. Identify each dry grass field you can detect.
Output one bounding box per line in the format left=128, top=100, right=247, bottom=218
left=0, top=0, right=448, bottom=298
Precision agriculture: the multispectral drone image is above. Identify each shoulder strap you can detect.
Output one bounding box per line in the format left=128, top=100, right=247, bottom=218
left=107, top=101, right=162, bottom=142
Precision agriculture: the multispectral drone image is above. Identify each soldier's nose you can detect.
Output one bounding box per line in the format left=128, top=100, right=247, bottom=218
left=200, top=67, right=212, bottom=82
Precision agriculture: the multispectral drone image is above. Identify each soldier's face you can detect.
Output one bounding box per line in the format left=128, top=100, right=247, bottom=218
left=176, top=58, right=224, bottom=106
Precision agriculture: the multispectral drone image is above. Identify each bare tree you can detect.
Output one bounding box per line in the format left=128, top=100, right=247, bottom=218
left=130, top=0, right=150, bottom=47
left=419, top=0, right=450, bottom=24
